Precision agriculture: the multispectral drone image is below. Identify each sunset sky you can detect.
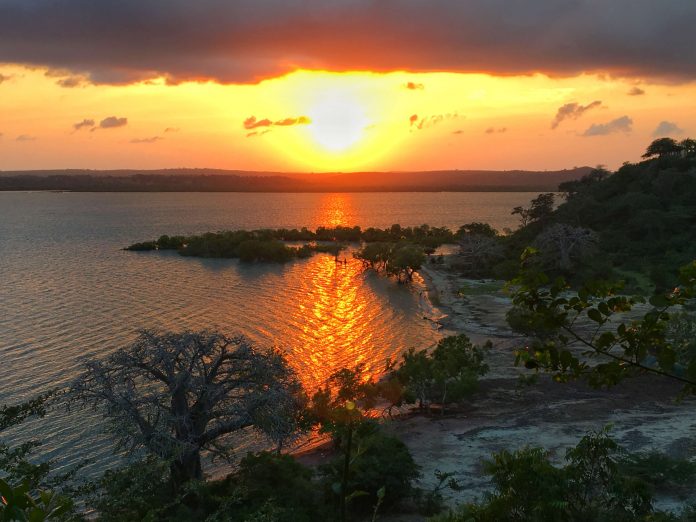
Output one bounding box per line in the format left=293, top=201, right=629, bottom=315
left=1, top=0, right=695, bottom=172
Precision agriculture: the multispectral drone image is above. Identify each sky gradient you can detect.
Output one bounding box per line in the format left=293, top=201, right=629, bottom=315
left=1, top=0, right=695, bottom=172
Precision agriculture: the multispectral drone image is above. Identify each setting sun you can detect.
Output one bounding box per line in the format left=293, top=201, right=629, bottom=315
left=306, top=88, right=370, bottom=153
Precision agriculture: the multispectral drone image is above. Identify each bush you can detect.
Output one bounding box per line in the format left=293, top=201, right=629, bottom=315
left=321, top=424, right=419, bottom=513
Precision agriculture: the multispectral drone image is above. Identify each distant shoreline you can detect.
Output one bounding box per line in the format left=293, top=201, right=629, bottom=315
left=0, top=188, right=561, bottom=193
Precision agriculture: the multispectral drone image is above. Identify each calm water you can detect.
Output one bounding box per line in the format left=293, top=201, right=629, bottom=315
left=0, top=191, right=537, bottom=476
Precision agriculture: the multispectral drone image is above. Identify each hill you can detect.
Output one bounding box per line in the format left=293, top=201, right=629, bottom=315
left=0, top=168, right=591, bottom=192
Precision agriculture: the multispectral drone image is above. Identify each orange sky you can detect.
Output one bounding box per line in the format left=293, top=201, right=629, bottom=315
left=1, top=1, right=695, bottom=172
left=1, top=65, right=694, bottom=172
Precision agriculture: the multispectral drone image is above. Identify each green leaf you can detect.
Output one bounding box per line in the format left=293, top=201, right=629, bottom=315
left=649, top=294, right=670, bottom=307
left=587, top=309, right=603, bottom=323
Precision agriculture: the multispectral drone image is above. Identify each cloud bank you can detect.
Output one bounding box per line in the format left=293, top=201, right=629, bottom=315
left=0, top=1, right=694, bottom=84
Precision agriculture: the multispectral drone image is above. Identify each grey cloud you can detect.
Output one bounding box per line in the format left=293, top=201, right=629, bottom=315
left=130, top=136, right=163, bottom=143
left=98, top=116, right=128, bottom=129
left=0, top=1, right=694, bottom=84
left=582, top=115, right=633, bottom=136
left=485, top=127, right=507, bottom=134
left=164, top=127, right=179, bottom=133
left=73, top=118, right=95, bottom=131
left=551, top=101, right=602, bottom=129
left=16, top=134, right=37, bottom=141
left=652, top=120, right=684, bottom=137
left=628, top=86, right=645, bottom=96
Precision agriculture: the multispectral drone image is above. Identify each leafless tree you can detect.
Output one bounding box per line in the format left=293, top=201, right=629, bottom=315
left=458, top=234, right=504, bottom=273
left=533, top=223, right=598, bottom=272
left=71, top=330, right=306, bottom=484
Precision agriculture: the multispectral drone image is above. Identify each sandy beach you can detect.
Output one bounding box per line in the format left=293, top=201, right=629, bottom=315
left=373, top=260, right=696, bottom=514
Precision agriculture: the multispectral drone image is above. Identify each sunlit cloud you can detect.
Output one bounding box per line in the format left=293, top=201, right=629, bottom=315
left=164, top=127, right=180, bottom=133
left=16, top=134, right=37, bottom=142
left=552, top=101, right=602, bottom=129
left=0, top=73, right=11, bottom=84
left=411, top=113, right=461, bottom=130
left=243, top=115, right=310, bottom=130
left=405, top=82, right=424, bottom=90
left=582, top=116, right=633, bottom=136
left=485, top=127, right=507, bottom=134
left=628, top=86, right=646, bottom=96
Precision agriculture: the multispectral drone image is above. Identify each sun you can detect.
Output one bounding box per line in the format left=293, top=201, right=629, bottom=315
left=306, top=88, right=370, bottom=153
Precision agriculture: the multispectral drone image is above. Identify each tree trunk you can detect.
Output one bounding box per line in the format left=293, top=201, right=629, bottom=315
left=171, top=449, right=203, bottom=486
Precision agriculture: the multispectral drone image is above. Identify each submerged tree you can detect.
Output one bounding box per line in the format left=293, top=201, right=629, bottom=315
left=71, top=330, right=306, bottom=485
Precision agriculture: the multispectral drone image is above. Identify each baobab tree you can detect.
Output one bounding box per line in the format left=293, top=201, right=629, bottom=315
left=71, top=330, right=306, bottom=485
left=533, top=223, right=598, bottom=272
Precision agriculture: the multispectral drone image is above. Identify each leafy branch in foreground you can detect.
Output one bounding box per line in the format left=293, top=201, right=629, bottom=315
left=508, top=248, right=696, bottom=393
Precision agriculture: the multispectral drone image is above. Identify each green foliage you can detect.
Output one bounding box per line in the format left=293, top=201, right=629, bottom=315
left=508, top=254, right=696, bottom=393
left=89, top=452, right=322, bottom=522
left=354, top=241, right=426, bottom=283
left=0, top=478, right=73, bottom=522
left=321, top=423, right=420, bottom=513
left=391, top=335, right=490, bottom=413
left=433, top=428, right=655, bottom=522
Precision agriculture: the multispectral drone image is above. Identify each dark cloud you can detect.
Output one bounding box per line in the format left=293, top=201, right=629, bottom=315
left=652, top=120, right=684, bottom=137
left=164, top=127, right=179, bottom=133
left=582, top=115, right=633, bottom=136
left=73, top=118, right=95, bottom=131
left=628, top=86, right=645, bottom=96
left=0, top=1, right=694, bottom=84
left=485, top=127, right=507, bottom=134
left=243, top=115, right=310, bottom=130
left=405, top=81, right=424, bottom=90
left=98, top=116, right=128, bottom=129
left=16, top=134, right=37, bottom=141
left=130, top=136, right=163, bottom=143
left=551, top=101, right=602, bottom=129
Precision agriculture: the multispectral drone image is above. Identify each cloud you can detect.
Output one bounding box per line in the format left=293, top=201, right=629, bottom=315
left=582, top=115, right=633, bottom=136
left=130, top=136, right=163, bottom=143
left=411, top=112, right=460, bottom=130
left=452, top=130, right=464, bottom=135
left=628, top=86, right=645, bottom=96
left=243, top=115, right=310, bottom=130
left=485, top=127, right=507, bottom=134
left=551, top=101, right=602, bottom=129
left=652, top=120, right=684, bottom=137
left=16, top=134, right=37, bottom=141
left=98, top=116, right=128, bottom=129
left=56, top=76, right=85, bottom=88
left=246, top=129, right=271, bottom=138
left=73, top=118, right=95, bottom=131
left=164, top=127, right=179, bottom=133
left=0, top=73, right=11, bottom=84
left=405, top=81, right=424, bottom=90
left=0, top=1, right=694, bottom=84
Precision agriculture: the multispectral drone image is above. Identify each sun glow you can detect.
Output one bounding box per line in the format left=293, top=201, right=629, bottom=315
left=306, top=88, right=370, bottom=152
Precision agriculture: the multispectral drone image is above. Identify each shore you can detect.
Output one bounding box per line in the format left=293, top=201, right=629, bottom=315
left=383, top=260, right=696, bottom=513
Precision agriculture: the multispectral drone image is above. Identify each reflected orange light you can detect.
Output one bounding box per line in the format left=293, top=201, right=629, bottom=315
left=314, top=193, right=355, bottom=227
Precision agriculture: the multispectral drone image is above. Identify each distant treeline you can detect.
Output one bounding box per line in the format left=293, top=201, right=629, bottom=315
left=125, top=225, right=459, bottom=263
left=0, top=167, right=591, bottom=192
